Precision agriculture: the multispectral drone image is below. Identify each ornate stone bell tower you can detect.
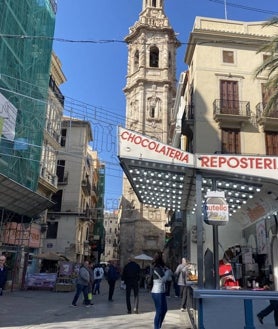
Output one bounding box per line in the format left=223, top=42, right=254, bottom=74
left=119, top=0, right=180, bottom=266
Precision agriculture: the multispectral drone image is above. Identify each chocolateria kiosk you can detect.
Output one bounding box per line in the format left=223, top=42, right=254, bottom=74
left=118, top=127, right=278, bottom=329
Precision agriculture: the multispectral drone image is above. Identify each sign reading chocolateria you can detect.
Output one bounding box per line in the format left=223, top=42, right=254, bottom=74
left=118, top=127, right=278, bottom=181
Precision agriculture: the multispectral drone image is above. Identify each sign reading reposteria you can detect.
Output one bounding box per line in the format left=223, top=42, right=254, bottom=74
left=118, top=127, right=278, bottom=181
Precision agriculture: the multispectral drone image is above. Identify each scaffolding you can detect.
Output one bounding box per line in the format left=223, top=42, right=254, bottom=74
left=0, top=0, right=56, bottom=191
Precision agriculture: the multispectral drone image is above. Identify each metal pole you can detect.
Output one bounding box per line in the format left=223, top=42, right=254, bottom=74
left=196, top=171, right=203, bottom=288
left=212, top=178, right=220, bottom=289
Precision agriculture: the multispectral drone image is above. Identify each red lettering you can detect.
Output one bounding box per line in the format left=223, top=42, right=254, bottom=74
left=200, top=156, right=210, bottom=167
left=148, top=141, right=156, bottom=150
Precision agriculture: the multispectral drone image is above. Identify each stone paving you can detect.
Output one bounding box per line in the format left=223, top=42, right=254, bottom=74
left=0, top=280, right=192, bottom=329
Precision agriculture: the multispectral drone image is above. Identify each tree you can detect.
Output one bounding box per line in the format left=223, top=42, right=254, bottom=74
left=255, top=17, right=278, bottom=114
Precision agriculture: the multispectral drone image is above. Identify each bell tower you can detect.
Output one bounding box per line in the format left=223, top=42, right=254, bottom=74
left=119, top=0, right=180, bottom=266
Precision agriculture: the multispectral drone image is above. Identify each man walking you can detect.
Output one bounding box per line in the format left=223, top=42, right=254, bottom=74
left=0, top=255, right=7, bottom=296
left=107, top=260, right=119, bottom=301
left=122, top=258, right=141, bottom=314
left=71, top=261, right=91, bottom=307
left=175, top=257, right=188, bottom=312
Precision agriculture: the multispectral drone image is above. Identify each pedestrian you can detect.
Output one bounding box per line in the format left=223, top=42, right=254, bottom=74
left=175, top=257, right=188, bottom=312
left=151, top=251, right=168, bottom=329
left=71, top=260, right=91, bottom=307
left=122, top=257, right=141, bottom=314
left=92, top=263, right=104, bottom=295
left=164, top=265, right=173, bottom=297
left=257, top=284, right=278, bottom=326
left=257, top=300, right=278, bottom=326
left=0, top=255, right=8, bottom=296
left=107, top=260, right=119, bottom=301
left=86, top=262, right=94, bottom=305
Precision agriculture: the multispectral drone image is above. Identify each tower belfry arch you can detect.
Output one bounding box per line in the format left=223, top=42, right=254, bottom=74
left=119, top=1, right=180, bottom=266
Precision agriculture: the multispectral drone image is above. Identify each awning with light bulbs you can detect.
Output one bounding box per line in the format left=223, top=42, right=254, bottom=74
left=117, top=127, right=278, bottom=226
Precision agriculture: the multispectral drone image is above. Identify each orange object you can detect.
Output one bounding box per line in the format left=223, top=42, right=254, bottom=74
left=219, top=260, right=239, bottom=287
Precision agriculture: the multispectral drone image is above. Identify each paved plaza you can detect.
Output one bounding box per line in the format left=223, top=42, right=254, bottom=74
left=0, top=280, right=192, bottom=329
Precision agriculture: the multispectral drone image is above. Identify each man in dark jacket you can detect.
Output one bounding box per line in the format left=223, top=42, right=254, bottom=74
left=0, top=255, right=7, bottom=295
left=122, top=258, right=141, bottom=314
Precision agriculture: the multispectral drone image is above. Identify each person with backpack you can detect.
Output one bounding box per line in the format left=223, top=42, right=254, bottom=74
left=106, top=260, right=119, bottom=301
left=92, top=264, right=104, bottom=295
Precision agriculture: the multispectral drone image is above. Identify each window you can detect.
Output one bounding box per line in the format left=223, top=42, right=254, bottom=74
left=134, top=50, right=139, bottom=71
left=265, top=132, right=278, bottom=155
left=221, top=128, right=241, bottom=154
left=51, top=190, right=63, bottom=211
left=147, top=97, right=161, bottom=120
left=220, top=80, right=239, bottom=115
left=60, top=128, right=67, bottom=147
left=46, top=222, right=58, bottom=239
left=56, top=159, right=65, bottom=183
left=168, top=51, right=172, bottom=68
left=150, top=46, right=159, bottom=67
left=152, top=0, right=157, bottom=7
left=222, top=50, right=234, bottom=64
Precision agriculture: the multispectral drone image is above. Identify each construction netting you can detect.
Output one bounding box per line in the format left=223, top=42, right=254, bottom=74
left=0, top=0, right=56, bottom=191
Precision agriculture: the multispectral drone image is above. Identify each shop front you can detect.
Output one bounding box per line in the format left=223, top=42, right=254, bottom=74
left=0, top=173, right=54, bottom=290
left=118, top=127, right=278, bottom=329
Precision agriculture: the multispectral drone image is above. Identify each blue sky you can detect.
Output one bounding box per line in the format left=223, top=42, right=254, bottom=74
left=53, top=0, right=277, bottom=210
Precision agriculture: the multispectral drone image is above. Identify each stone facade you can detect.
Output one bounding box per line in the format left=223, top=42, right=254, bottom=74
left=119, top=0, right=180, bottom=268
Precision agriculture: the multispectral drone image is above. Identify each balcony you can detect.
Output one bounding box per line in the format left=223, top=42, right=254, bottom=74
left=213, top=99, right=251, bottom=127
left=49, top=75, right=64, bottom=107
left=256, top=103, right=278, bottom=131
left=82, top=178, right=92, bottom=196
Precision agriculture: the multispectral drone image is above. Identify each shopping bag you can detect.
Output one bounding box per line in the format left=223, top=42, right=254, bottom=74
left=88, top=292, right=93, bottom=300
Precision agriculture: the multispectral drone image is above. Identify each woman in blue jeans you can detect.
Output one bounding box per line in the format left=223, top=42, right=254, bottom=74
left=151, top=252, right=168, bottom=329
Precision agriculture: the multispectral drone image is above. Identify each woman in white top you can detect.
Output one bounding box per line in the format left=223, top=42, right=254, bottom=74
left=151, top=251, right=168, bottom=329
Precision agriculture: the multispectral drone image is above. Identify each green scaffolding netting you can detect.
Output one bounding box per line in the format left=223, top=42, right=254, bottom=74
left=0, top=0, right=56, bottom=191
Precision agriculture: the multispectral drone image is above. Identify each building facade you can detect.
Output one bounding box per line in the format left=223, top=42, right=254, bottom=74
left=46, top=118, right=100, bottom=263
left=103, top=211, right=119, bottom=262
left=119, top=0, right=180, bottom=267
left=0, top=0, right=57, bottom=288
left=169, top=16, right=278, bottom=283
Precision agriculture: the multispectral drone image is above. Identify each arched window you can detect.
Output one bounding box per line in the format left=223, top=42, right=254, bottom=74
left=152, top=0, right=157, bottom=7
left=134, top=50, right=139, bottom=71
left=168, top=51, right=172, bottom=68
left=147, top=97, right=161, bottom=120
left=150, top=46, right=159, bottom=67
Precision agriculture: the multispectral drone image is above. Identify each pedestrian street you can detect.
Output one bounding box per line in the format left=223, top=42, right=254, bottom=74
left=0, top=280, right=192, bottom=329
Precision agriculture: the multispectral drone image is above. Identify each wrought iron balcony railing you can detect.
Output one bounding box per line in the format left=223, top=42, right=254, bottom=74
left=213, top=99, right=251, bottom=117
left=256, top=102, right=278, bottom=119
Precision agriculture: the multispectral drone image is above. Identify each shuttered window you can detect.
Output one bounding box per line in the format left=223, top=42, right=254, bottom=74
left=220, top=80, right=239, bottom=115
left=265, top=132, right=278, bottom=155
left=221, top=128, right=241, bottom=154
left=222, top=50, right=234, bottom=63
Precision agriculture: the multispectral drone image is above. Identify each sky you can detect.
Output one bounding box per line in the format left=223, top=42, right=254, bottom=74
left=53, top=0, right=278, bottom=211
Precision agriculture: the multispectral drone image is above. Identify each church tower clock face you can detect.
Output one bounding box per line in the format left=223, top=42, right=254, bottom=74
left=119, top=0, right=180, bottom=266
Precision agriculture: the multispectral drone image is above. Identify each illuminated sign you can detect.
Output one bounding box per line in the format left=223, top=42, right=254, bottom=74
left=204, top=191, right=229, bottom=226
